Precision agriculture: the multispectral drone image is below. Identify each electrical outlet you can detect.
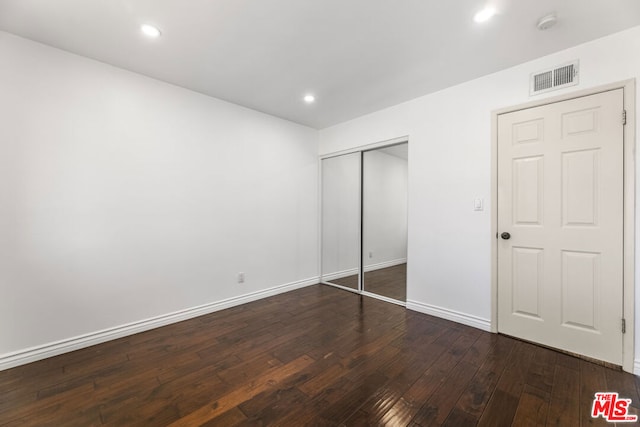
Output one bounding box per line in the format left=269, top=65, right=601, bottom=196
left=237, top=272, right=245, bottom=283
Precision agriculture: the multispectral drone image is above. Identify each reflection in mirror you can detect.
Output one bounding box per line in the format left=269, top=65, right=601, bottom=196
left=362, top=143, right=408, bottom=301
left=321, top=153, right=361, bottom=291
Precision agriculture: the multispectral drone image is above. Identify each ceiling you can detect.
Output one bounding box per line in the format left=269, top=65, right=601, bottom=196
left=1, top=1, right=639, bottom=129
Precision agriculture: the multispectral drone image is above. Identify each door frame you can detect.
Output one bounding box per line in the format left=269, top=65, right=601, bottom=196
left=490, top=79, right=636, bottom=373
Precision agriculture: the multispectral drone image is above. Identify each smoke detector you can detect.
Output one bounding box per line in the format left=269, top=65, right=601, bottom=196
left=537, top=13, right=557, bottom=30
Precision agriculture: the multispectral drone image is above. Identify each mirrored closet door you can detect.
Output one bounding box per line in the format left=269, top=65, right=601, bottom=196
left=321, top=152, right=361, bottom=291
left=320, top=142, right=408, bottom=304
left=362, top=143, right=408, bottom=302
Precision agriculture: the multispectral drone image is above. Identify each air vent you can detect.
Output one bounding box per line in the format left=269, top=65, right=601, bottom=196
left=530, top=60, right=579, bottom=96
left=533, top=71, right=553, bottom=92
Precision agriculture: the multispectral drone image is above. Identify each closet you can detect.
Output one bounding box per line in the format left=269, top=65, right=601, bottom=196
left=320, top=142, right=408, bottom=304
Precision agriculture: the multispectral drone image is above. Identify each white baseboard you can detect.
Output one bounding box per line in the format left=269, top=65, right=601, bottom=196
left=0, top=276, right=319, bottom=371
left=406, top=300, right=492, bottom=332
left=363, top=258, right=407, bottom=272
left=361, top=290, right=406, bottom=307
left=634, top=360, right=640, bottom=376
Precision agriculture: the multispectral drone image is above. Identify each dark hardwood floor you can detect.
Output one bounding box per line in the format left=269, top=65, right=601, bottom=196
left=1, top=284, right=638, bottom=426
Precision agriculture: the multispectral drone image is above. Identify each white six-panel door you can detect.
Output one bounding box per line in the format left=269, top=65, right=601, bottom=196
left=497, top=89, right=624, bottom=365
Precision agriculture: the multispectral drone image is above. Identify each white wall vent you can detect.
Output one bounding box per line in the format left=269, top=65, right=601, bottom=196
left=530, top=60, right=579, bottom=96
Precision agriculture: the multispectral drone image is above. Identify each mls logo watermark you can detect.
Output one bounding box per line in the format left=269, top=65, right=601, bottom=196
left=592, top=392, right=638, bottom=422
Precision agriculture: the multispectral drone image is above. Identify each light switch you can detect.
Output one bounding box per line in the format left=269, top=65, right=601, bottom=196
left=474, top=198, right=484, bottom=211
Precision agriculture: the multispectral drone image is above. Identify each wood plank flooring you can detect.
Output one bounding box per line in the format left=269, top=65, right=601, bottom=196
left=1, top=284, right=638, bottom=426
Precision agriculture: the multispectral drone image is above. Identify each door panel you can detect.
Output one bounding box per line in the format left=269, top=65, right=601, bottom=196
left=320, top=153, right=361, bottom=290
left=497, top=89, right=624, bottom=365
left=561, top=250, right=599, bottom=331
left=512, top=247, right=543, bottom=319
left=562, top=149, right=599, bottom=226
left=513, top=156, right=544, bottom=225
left=362, top=143, right=408, bottom=302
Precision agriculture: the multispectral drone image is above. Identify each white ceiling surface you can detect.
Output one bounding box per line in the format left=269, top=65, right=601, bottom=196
left=1, top=1, right=639, bottom=129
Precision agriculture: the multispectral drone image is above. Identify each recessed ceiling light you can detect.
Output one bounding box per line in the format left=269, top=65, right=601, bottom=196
left=303, top=94, right=315, bottom=103
left=474, top=6, right=496, bottom=23
left=141, top=24, right=161, bottom=38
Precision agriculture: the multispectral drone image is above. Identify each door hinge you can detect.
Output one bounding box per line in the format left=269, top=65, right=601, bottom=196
left=622, top=110, right=627, bottom=125
left=622, top=318, right=626, bottom=334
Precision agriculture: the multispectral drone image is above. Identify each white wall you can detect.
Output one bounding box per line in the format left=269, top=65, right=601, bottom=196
left=363, top=149, right=408, bottom=268
left=0, top=32, right=319, bottom=366
left=319, top=26, right=640, bottom=351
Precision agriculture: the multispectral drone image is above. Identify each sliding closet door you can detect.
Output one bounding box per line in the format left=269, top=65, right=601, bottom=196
left=320, top=153, right=361, bottom=291
left=362, top=143, right=408, bottom=301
